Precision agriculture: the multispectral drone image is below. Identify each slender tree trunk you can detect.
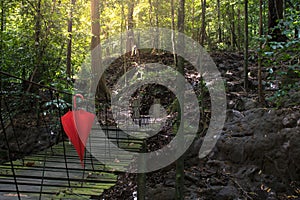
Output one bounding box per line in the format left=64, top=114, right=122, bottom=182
left=237, top=0, right=241, bottom=51
left=121, top=1, right=125, bottom=54
left=244, top=0, right=249, bottom=90
left=35, top=0, right=41, bottom=55
left=230, top=4, right=236, bottom=50
left=91, top=0, right=100, bottom=72
left=0, top=0, right=4, bottom=31
left=258, top=0, right=264, bottom=103
left=66, top=0, right=76, bottom=78
left=217, top=0, right=222, bottom=42
left=176, top=0, right=185, bottom=199
left=91, top=0, right=110, bottom=100
left=192, top=0, right=195, bottom=40
left=295, top=5, right=299, bottom=38
left=149, top=0, right=153, bottom=26
left=126, top=0, right=134, bottom=52
left=171, top=0, right=177, bottom=66
left=120, top=1, right=127, bottom=85
left=27, top=0, right=42, bottom=92
left=0, top=0, right=5, bottom=92
left=268, top=0, right=287, bottom=41
left=152, top=0, right=159, bottom=53
left=200, top=0, right=206, bottom=45
left=0, top=0, right=2, bottom=95
left=1, top=0, right=5, bottom=66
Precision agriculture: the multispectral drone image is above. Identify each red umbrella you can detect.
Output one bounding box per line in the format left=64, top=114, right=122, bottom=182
left=61, top=94, right=95, bottom=166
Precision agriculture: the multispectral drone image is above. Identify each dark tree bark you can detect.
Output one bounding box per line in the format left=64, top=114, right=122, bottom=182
left=1, top=0, right=5, bottom=58
left=66, top=0, right=76, bottom=78
left=171, top=0, right=176, bottom=66
left=151, top=0, right=159, bottom=53
left=148, top=0, right=153, bottom=26
left=237, top=0, right=242, bottom=50
left=154, top=0, right=159, bottom=50
left=217, top=0, right=222, bottom=42
left=258, top=0, right=264, bottom=103
left=192, top=0, right=195, bottom=39
left=126, top=0, right=135, bottom=52
left=200, top=0, right=206, bottom=45
left=244, top=0, right=249, bottom=90
left=91, top=0, right=110, bottom=100
left=120, top=0, right=125, bottom=54
left=1, top=0, right=5, bottom=92
left=230, top=4, right=236, bottom=49
left=295, top=5, right=300, bottom=38
left=268, top=0, right=287, bottom=41
left=27, top=0, right=42, bottom=92
left=176, top=0, right=185, bottom=199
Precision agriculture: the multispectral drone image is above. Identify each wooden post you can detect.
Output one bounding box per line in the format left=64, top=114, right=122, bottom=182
left=244, top=0, right=249, bottom=90
left=132, top=99, right=141, bottom=127
left=137, top=140, right=146, bottom=200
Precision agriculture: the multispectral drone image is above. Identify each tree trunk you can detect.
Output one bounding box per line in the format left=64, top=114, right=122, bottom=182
left=126, top=0, right=134, bottom=52
left=152, top=0, right=159, bottom=53
left=192, top=0, right=195, bottom=40
left=66, top=0, right=76, bottom=78
left=91, top=0, right=110, bottom=101
left=148, top=0, right=153, bottom=26
left=237, top=0, right=241, bottom=51
left=171, top=0, right=177, bottom=66
left=1, top=0, right=5, bottom=63
left=244, top=0, right=249, bottom=90
left=120, top=0, right=125, bottom=54
left=268, top=0, right=287, bottom=41
left=176, top=0, right=185, bottom=199
left=230, top=4, right=236, bottom=50
left=200, top=0, right=206, bottom=45
left=120, top=1, right=127, bottom=85
left=295, top=5, right=300, bottom=38
left=27, top=0, right=42, bottom=92
left=1, top=0, right=5, bottom=92
left=217, top=0, right=222, bottom=42
left=258, top=0, right=264, bottom=103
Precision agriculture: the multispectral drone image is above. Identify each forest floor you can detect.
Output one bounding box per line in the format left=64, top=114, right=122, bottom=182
left=0, top=51, right=299, bottom=200
left=99, top=51, right=300, bottom=200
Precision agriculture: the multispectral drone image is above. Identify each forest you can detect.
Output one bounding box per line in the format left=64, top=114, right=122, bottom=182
left=0, top=0, right=300, bottom=199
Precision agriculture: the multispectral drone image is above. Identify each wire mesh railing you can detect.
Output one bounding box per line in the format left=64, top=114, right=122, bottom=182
left=0, top=71, right=149, bottom=199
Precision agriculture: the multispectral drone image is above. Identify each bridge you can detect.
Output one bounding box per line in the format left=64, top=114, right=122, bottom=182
left=0, top=71, right=156, bottom=199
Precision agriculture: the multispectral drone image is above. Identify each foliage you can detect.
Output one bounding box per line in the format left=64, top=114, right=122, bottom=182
left=0, top=0, right=299, bottom=108
left=248, top=0, right=299, bottom=106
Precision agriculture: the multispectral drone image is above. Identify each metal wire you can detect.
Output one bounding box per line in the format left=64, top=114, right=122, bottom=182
left=56, top=93, right=71, bottom=187
left=0, top=71, right=148, bottom=199
left=0, top=98, right=21, bottom=200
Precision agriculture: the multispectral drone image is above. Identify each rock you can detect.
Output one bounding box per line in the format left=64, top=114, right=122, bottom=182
left=266, top=191, right=278, bottom=200
left=163, top=179, right=175, bottom=187
left=147, top=185, right=175, bottom=200
left=228, top=100, right=235, bottom=109
left=216, top=185, right=239, bottom=200
left=186, top=137, right=203, bottom=159
left=283, top=91, right=300, bottom=107
left=226, top=109, right=244, bottom=122
left=185, top=171, right=200, bottom=184
left=243, top=97, right=258, bottom=110
left=218, top=64, right=226, bottom=69
left=282, top=113, right=298, bottom=127
left=234, top=98, right=245, bottom=111
left=216, top=107, right=300, bottom=192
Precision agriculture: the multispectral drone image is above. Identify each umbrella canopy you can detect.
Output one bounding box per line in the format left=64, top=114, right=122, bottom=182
left=61, top=94, right=95, bottom=166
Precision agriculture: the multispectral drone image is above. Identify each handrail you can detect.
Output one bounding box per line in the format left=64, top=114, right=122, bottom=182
left=0, top=70, right=73, bottom=96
